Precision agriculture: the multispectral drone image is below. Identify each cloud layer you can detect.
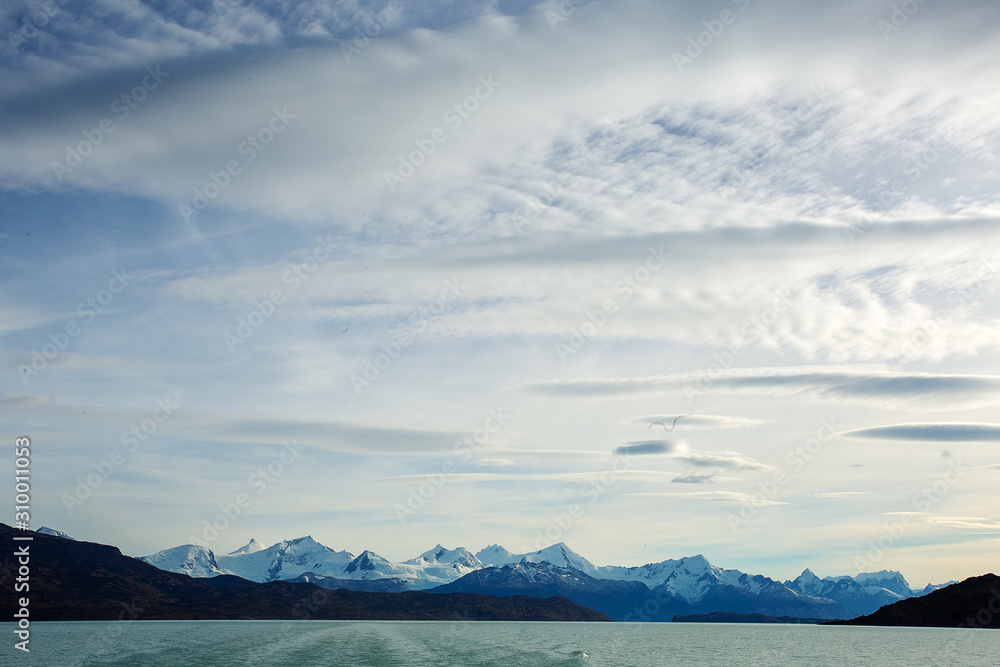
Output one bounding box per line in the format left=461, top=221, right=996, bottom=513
left=3, top=0, right=1000, bottom=585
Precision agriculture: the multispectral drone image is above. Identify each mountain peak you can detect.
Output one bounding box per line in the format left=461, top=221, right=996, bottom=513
left=679, top=554, right=711, bottom=570
left=139, top=544, right=230, bottom=578
left=476, top=544, right=516, bottom=565
left=37, top=526, right=74, bottom=540
left=229, top=538, right=265, bottom=555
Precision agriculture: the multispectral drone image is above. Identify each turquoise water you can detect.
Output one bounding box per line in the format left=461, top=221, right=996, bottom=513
left=7, top=621, right=998, bottom=666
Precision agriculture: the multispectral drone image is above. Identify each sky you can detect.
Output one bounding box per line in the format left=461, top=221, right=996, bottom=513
left=2, top=0, right=999, bottom=587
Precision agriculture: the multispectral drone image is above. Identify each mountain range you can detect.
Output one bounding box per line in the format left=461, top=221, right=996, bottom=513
left=0, top=524, right=607, bottom=622
left=132, top=530, right=955, bottom=621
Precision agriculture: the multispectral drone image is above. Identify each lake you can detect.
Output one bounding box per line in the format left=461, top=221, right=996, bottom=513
left=8, top=620, right=998, bottom=666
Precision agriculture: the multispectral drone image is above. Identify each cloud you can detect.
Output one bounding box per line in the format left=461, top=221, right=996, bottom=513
left=633, top=414, right=766, bottom=430
left=525, top=367, right=1000, bottom=408
left=810, top=491, right=872, bottom=498
left=612, top=439, right=768, bottom=471
left=671, top=472, right=717, bottom=484
left=614, top=440, right=673, bottom=456
left=629, top=491, right=789, bottom=507
left=0, top=392, right=51, bottom=409
left=475, top=458, right=515, bottom=467
left=843, top=423, right=1000, bottom=442
left=373, top=469, right=681, bottom=484
left=925, top=516, right=1000, bottom=531
left=5, top=0, right=1000, bottom=577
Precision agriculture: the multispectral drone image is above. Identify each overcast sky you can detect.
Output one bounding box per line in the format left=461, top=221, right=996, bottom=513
left=2, top=0, right=999, bottom=586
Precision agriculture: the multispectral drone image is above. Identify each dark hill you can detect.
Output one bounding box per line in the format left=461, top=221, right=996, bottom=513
left=825, top=574, right=1000, bottom=629
left=0, top=524, right=610, bottom=622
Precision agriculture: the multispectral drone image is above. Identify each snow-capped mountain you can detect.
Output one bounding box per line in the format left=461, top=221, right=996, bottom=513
left=475, top=542, right=598, bottom=574
left=141, top=538, right=482, bottom=590
left=139, top=535, right=947, bottom=619
left=343, top=550, right=412, bottom=579
left=214, top=536, right=355, bottom=582
left=286, top=571, right=413, bottom=593
left=784, top=568, right=930, bottom=616
left=139, top=544, right=232, bottom=578
left=36, top=526, right=74, bottom=540
left=406, top=544, right=483, bottom=570
left=852, top=570, right=914, bottom=598
left=339, top=547, right=482, bottom=588
left=428, top=561, right=682, bottom=621
left=598, top=554, right=722, bottom=594
left=475, top=544, right=517, bottom=565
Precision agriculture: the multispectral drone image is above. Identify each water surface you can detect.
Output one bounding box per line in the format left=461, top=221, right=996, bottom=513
left=9, top=620, right=999, bottom=666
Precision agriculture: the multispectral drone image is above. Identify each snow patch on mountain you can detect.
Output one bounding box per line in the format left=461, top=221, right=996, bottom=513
left=36, top=526, right=74, bottom=540
left=475, top=544, right=517, bottom=565
left=475, top=543, right=597, bottom=574
left=228, top=538, right=265, bottom=555
left=140, top=544, right=232, bottom=578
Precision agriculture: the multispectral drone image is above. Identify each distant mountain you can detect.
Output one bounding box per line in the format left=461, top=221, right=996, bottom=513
left=784, top=568, right=914, bottom=616
left=36, top=526, right=74, bottom=540
left=286, top=572, right=413, bottom=593
left=142, top=539, right=485, bottom=590
left=214, top=536, right=355, bottom=583
left=407, top=544, right=484, bottom=570
left=139, top=535, right=950, bottom=619
left=475, top=542, right=598, bottom=574
left=428, top=561, right=691, bottom=621
left=0, top=523, right=610, bottom=622
left=673, top=612, right=825, bottom=624
left=827, top=574, right=1000, bottom=629
left=916, top=580, right=959, bottom=595
left=139, top=544, right=232, bottom=578
left=476, top=544, right=517, bottom=565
